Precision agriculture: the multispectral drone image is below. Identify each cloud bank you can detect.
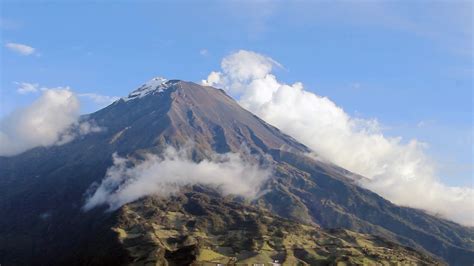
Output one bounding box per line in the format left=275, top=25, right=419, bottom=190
left=0, top=88, right=101, bottom=156
left=203, top=50, right=474, bottom=226
left=83, top=146, right=271, bottom=211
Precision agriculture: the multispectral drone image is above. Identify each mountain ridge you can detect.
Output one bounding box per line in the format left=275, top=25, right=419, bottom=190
left=0, top=79, right=472, bottom=265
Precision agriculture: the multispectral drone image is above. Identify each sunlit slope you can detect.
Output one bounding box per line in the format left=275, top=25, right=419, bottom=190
left=114, top=189, right=442, bottom=265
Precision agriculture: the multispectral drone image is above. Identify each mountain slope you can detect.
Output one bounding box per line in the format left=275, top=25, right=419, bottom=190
left=0, top=78, right=472, bottom=265
left=114, top=188, right=441, bottom=265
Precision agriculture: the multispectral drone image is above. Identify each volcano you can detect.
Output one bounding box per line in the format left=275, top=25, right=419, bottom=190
left=0, top=78, right=472, bottom=265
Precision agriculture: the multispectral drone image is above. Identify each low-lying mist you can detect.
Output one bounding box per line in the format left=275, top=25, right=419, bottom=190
left=83, top=146, right=271, bottom=211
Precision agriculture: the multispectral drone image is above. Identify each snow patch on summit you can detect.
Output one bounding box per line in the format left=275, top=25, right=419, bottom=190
left=123, top=77, right=170, bottom=102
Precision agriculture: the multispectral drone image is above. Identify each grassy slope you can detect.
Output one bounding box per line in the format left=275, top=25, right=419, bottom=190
left=113, top=189, right=442, bottom=265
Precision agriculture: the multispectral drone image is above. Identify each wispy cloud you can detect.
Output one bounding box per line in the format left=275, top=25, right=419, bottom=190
left=78, top=93, right=119, bottom=105
left=203, top=50, right=474, bottom=226
left=14, top=81, right=119, bottom=107
left=5, top=42, right=37, bottom=56
left=350, top=82, right=361, bottom=90
left=199, top=49, right=209, bottom=56
left=0, top=18, right=22, bottom=30
left=219, top=0, right=279, bottom=39
left=14, top=82, right=40, bottom=94
left=417, top=120, right=436, bottom=128
left=284, top=1, right=472, bottom=58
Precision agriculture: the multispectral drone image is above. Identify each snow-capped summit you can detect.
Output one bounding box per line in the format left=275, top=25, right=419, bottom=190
left=123, top=77, right=170, bottom=101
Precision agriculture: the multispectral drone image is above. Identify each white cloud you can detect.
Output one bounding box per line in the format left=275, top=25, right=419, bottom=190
left=202, top=71, right=221, bottom=86
left=0, top=87, right=101, bottom=156
left=5, top=42, right=36, bottom=56
left=203, top=50, right=281, bottom=95
left=15, top=82, right=40, bottom=94
left=83, top=146, right=271, bottom=211
left=203, top=50, right=474, bottom=226
left=78, top=93, right=119, bottom=105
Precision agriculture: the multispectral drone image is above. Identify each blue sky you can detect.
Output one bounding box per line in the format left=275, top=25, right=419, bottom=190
left=1, top=1, right=472, bottom=187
